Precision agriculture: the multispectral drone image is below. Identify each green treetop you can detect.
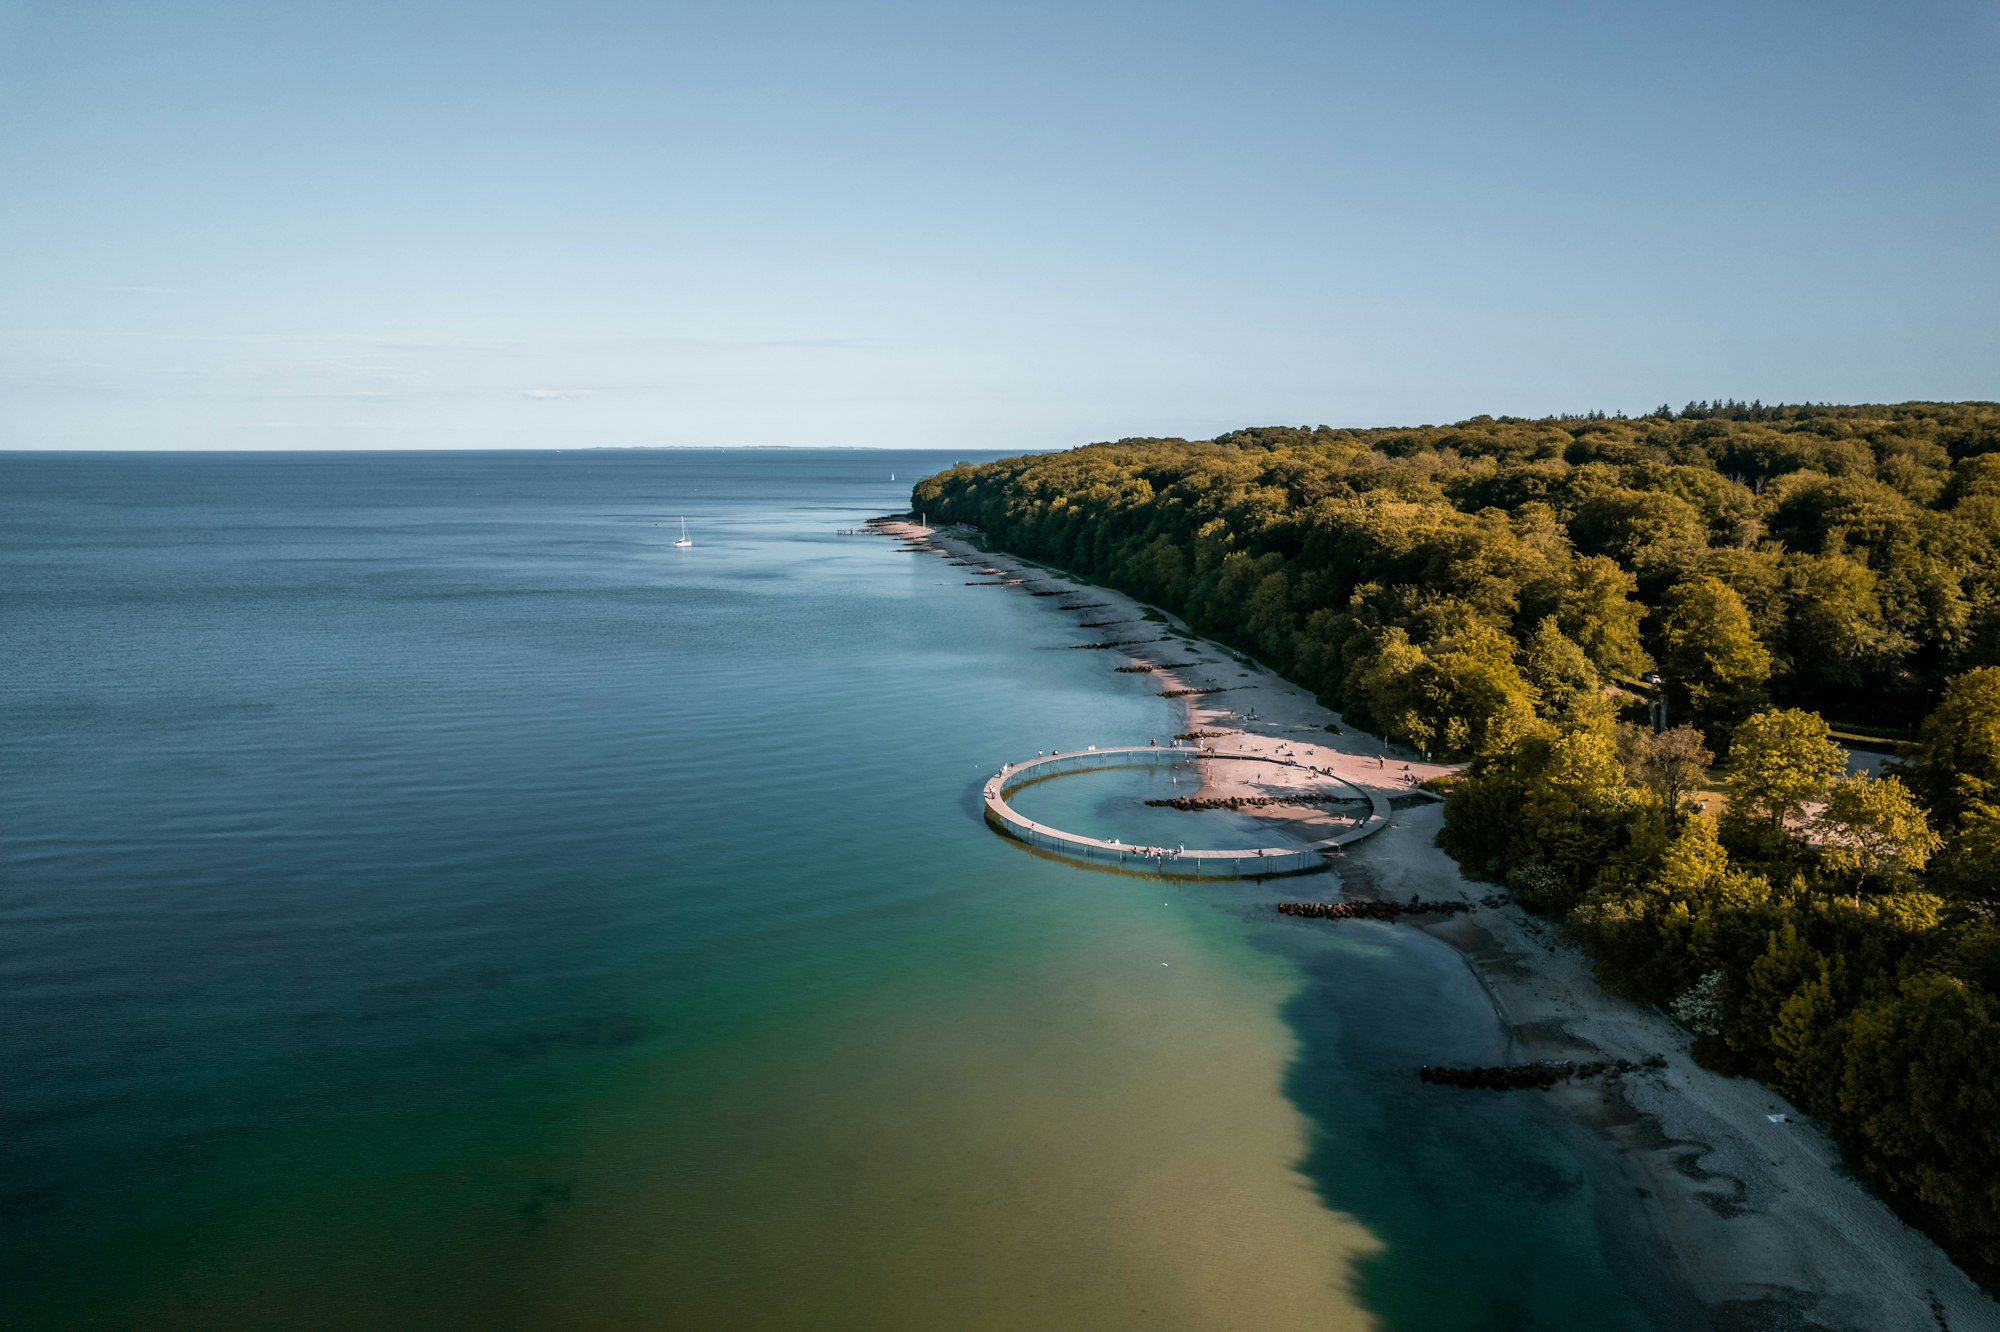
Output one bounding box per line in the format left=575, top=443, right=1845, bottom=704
left=1617, top=722, right=1713, bottom=823
left=1812, top=773, right=1942, bottom=896
left=1902, top=667, right=2000, bottom=831
left=1724, top=708, right=1846, bottom=836
left=1654, top=577, right=1773, bottom=732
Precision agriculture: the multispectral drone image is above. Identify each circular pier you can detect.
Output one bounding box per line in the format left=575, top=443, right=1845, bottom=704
left=981, top=745, right=1389, bottom=878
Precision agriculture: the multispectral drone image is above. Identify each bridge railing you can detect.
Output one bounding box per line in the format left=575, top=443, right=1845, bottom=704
left=981, top=745, right=1336, bottom=877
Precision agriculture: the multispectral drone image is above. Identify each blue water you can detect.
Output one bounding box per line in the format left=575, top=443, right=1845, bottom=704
left=0, top=451, right=1668, bottom=1329
left=1005, top=763, right=1284, bottom=851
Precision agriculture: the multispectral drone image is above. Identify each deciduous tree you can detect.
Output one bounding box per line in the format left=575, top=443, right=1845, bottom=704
left=1901, top=667, right=2000, bottom=831
left=1616, top=722, right=1713, bottom=822
left=1812, top=773, right=1942, bottom=895
left=1724, top=708, right=1846, bottom=836
left=1654, top=577, right=1772, bottom=730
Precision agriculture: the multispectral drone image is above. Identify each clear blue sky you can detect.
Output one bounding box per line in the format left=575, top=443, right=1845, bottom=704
left=2, top=0, right=1994, bottom=450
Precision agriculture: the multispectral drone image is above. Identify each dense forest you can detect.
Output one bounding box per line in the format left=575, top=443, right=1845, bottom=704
left=913, top=402, right=2000, bottom=1291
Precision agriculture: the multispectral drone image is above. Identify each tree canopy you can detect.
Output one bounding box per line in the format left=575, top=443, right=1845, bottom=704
left=916, top=402, right=2000, bottom=759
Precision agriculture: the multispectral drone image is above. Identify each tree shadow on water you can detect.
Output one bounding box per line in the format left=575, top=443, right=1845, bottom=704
left=1270, top=926, right=1668, bottom=1332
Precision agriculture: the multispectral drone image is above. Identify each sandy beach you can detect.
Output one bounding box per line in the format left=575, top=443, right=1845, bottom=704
left=887, top=519, right=2000, bottom=1331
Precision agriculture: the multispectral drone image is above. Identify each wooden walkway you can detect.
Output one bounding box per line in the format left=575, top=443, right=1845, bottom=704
left=981, top=745, right=1392, bottom=878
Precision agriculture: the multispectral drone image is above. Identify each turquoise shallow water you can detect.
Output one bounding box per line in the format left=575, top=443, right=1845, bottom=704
left=1, top=451, right=1666, bottom=1329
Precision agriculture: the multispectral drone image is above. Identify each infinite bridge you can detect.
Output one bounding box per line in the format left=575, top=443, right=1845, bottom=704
left=982, top=744, right=1391, bottom=878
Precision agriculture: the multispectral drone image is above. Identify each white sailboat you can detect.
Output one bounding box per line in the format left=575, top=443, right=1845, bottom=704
left=673, top=517, right=693, bottom=548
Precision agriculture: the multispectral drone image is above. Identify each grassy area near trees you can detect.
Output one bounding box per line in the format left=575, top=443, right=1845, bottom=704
left=915, top=401, right=2000, bottom=1291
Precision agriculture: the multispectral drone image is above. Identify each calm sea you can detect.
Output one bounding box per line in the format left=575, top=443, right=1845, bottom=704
left=1, top=451, right=1667, bottom=1330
